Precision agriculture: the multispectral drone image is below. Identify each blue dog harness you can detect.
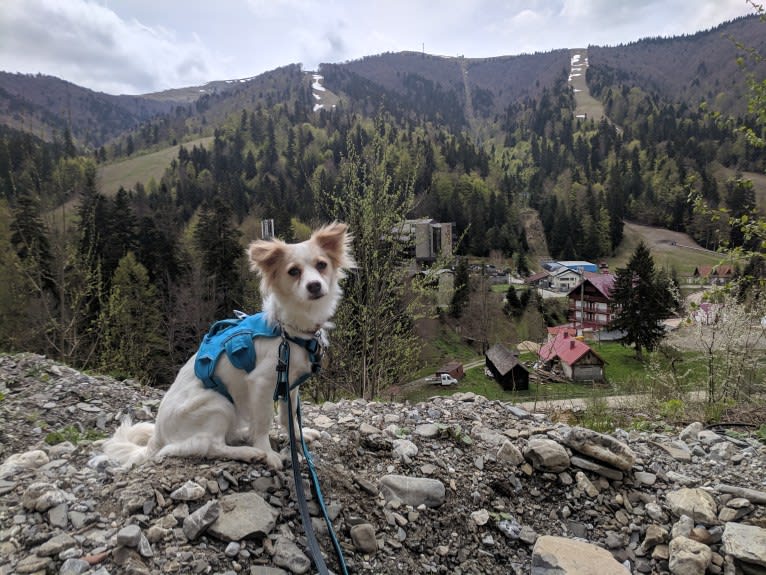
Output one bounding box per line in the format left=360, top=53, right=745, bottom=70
left=194, top=311, right=321, bottom=403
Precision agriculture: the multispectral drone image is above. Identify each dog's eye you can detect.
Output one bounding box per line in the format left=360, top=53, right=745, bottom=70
left=288, top=266, right=301, bottom=277
left=316, top=261, right=327, bottom=271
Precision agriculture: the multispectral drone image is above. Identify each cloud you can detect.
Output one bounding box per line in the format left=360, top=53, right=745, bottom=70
left=0, top=0, right=219, bottom=94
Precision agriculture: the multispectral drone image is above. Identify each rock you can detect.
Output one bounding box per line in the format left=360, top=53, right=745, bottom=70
left=36, top=532, right=76, bottom=556
left=570, top=455, right=623, bottom=480
left=523, top=436, right=570, bottom=472
left=575, top=471, right=599, bottom=498
left=272, top=536, right=311, bottom=574
left=715, top=484, right=766, bottom=505
left=668, top=536, right=713, bottom=575
left=655, top=441, right=692, bottom=462
left=59, top=558, right=91, bottom=575
left=672, top=515, right=695, bottom=539
left=48, top=502, right=69, bottom=528
left=498, top=518, right=523, bottom=540
left=634, top=471, right=657, bottom=486
left=414, top=423, right=440, bottom=438
left=679, top=422, right=703, bottom=442
left=719, top=498, right=752, bottom=522
left=666, top=488, right=718, bottom=525
left=170, top=480, right=206, bottom=501
left=722, top=522, right=766, bottom=568
left=531, top=535, right=630, bottom=574
left=208, top=492, right=277, bottom=541
left=698, top=430, right=723, bottom=445
left=116, top=524, right=142, bottom=547
left=471, top=508, right=490, bottom=526
left=392, top=438, right=418, bottom=461
left=183, top=500, right=221, bottom=540
left=350, top=523, right=378, bottom=554
left=709, top=441, right=740, bottom=461
left=379, top=475, right=445, bottom=508
left=640, top=524, right=668, bottom=552
left=562, top=427, right=636, bottom=471
left=497, top=440, right=525, bottom=465
left=14, top=554, right=53, bottom=574
left=21, top=481, right=70, bottom=512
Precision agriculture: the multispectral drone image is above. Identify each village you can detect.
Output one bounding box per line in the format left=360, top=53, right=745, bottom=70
left=402, top=217, right=752, bottom=400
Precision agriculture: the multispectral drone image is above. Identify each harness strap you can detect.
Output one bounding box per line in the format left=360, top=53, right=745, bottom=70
left=275, top=335, right=348, bottom=575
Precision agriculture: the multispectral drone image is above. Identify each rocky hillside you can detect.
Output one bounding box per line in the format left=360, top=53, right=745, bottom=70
left=1, top=352, right=765, bottom=575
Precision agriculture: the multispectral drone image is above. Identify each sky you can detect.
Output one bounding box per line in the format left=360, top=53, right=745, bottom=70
left=0, top=0, right=758, bottom=96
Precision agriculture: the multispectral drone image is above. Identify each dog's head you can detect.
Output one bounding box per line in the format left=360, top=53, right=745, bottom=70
left=248, top=222, right=354, bottom=329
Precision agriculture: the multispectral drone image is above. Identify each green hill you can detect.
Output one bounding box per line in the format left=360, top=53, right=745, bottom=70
left=97, top=137, right=213, bottom=196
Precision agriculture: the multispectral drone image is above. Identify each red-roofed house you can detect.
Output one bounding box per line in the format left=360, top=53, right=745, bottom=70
left=538, top=332, right=606, bottom=381
left=693, top=264, right=736, bottom=285
left=567, top=272, right=619, bottom=331
left=546, top=325, right=578, bottom=341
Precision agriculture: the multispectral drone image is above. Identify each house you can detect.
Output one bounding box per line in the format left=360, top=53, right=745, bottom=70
left=550, top=266, right=584, bottom=292
left=398, top=219, right=455, bottom=263
left=524, top=270, right=551, bottom=289
left=436, top=361, right=464, bottom=381
left=567, top=272, right=619, bottom=331
left=693, top=264, right=736, bottom=285
left=538, top=332, right=605, bottom=381
left=485, top=344, right=529, bottom=391
left=546, top=325, right=578, bottom=341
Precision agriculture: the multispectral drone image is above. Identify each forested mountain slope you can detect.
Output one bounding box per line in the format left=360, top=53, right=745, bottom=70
left=0, top=14, right=764, bottom=387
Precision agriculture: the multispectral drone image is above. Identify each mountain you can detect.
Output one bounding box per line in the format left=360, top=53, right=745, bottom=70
left=587, top=15, right=766, bottom=116
left=0, top=72, right=180, bottom=149
left=1, top=15, right=763, bottom=151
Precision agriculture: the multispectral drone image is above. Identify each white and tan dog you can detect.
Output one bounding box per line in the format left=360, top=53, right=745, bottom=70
left=102, top=222, right=353, bottom=470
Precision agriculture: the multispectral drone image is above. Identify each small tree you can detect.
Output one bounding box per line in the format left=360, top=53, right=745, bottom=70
left=316, top=117, right=419, bottom=400
left=449, top=257, right=470, bottom=318
left=503, top=284, right=523, bottom=317
left=98, top=252, right=165, bottom=383
left=610, top=241, right=678, bottom=360
left=688, top=283, right=766, bottom=403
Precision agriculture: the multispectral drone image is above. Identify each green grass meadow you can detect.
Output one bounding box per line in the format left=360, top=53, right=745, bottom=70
left=98, top=136, right=214, bottom=196
left=401, top=340, right=711, bottom=405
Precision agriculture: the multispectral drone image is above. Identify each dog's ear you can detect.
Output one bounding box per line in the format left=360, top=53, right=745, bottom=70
left=312, top=222, right=355, bottom=270
left=248, top=239, right=286, bottom=276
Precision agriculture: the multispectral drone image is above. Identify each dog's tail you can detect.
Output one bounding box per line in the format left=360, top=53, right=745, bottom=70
left=102, top=417, right=155, bottom=468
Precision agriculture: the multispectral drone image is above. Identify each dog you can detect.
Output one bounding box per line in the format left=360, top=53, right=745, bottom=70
left=102, top=222, right=354, bottom=470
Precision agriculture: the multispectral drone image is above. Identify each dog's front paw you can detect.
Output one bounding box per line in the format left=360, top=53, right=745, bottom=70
left=263, top=449, right=284, bottom=470
left=301, top=427, right=321, bottom=443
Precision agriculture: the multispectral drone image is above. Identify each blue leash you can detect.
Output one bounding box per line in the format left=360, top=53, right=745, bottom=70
left=274, top=333, right=349, bottom=575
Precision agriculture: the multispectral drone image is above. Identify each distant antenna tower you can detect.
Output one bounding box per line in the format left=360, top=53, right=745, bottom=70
left=422, top=43, right=425, bottom=57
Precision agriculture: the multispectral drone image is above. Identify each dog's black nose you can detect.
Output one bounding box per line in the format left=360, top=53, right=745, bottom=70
left=307, top=281, right=322, bottom=295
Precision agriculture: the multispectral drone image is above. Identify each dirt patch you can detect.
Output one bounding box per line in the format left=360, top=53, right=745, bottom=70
left=520, top=208, right=549, bottom=260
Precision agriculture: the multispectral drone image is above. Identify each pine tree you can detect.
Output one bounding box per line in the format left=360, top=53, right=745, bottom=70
left=193, top=198, right=244, bottom=318
left=449, top=257, right=470, bottom=318
left=0, top=200, right=34, bottom=350
left=503, top=285, right=523, bottom=317
left=10, top=176, right=55, bottom=296
left=98, top=252, right=165, bottom=383
left=610, top=241, right=676, bottom=360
